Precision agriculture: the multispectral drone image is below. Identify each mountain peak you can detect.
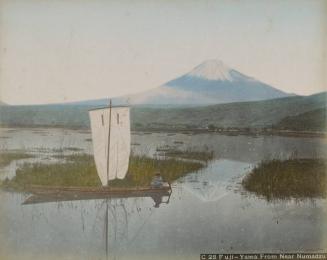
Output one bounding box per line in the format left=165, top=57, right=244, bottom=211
left=188, top=59, right=232, bottom=81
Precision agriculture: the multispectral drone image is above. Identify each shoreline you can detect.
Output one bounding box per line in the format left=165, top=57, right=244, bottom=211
left=1, top=126, right=325, bottom=138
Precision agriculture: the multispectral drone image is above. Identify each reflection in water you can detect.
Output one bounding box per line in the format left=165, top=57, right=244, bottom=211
left=103, top=192, right=171, bottom=260
left=179, top=160, right=252, bottom=202
left=150, top=192, right=171, bottom=208
left=21, top=191, right=172, bottom=260
left=0, top=129, right=326, bottom=259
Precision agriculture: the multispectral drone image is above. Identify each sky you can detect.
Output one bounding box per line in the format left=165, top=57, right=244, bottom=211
left=0, top=0, right=326, bottom=105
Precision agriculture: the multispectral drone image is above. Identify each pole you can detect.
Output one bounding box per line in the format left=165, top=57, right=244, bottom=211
left=105, top=200, right=109, bottom=260
left=107, top=99, right=112, bottom=186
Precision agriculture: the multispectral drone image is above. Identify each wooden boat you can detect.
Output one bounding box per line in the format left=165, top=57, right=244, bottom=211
left=23, top=183, right=172, bottom=205
left=24, top=183, right=171, bottom=196
left=23, top=100, right=171, bottom=205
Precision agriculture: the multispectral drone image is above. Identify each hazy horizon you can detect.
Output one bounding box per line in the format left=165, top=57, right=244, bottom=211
left=0, top=0, right=326, bottom=105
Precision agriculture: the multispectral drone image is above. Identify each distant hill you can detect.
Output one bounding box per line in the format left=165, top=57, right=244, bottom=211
left=0, top=104, right=91, bottom=129
left=0, top=92, right=325, bottom=131
left=276, top=108, right=326, bottom=132
left=131, top=92, right=326, bottom=130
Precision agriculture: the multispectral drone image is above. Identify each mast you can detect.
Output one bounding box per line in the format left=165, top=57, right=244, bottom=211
left=107, top=99, right=112, bottom=186
left=105, top=200, right=109, bottom=260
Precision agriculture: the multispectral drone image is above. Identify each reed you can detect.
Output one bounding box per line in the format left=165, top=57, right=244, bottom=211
left=158, top=147, right=214, bottom=162
left=111, top=155, right=204, bottom=187
left=0, top=152, right=34, bottom=167
left=2, top=153, right=205, bottom=190
left=242, top=158, right=326, bottom=201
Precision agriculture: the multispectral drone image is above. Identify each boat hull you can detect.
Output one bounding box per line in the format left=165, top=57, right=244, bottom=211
left=23, top=184, right=172, bottom=205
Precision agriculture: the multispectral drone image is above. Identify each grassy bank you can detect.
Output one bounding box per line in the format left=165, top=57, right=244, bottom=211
left=242, top=159, right=326, bottom=201
left=2, top=153, right=205, bottom=190
left=0, top=152, right=34, bottom=167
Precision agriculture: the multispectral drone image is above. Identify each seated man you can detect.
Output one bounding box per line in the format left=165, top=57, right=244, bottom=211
left=151, top=172, right=164, bottom=188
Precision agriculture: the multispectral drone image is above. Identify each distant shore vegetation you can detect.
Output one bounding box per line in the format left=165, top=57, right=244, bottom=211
left=0, top=92, right=325, bottom=135
left=242, top=158, right=326, bottom=201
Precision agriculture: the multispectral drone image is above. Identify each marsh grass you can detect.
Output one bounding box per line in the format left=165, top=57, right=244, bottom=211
left=0, top=152, right=34, bottom=167
left=52, top=147, right=83, bottom=153
left=161, top=147, right=214, bottom=162
left=64, top=147, right=83, bottom=151
left=2, top=153, right=205, bottom=190
left=242, top=158, right=326, bottom=201
left=111, top=155, right=204, bottom=187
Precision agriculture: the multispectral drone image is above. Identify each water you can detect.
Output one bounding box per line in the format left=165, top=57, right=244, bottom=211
left=0, top=128, right=326, bottom=260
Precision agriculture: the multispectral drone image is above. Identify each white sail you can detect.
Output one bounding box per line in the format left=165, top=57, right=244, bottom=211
left=89, top=106, right=130, bottom=186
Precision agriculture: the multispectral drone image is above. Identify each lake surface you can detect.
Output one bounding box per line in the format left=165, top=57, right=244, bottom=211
left=0, top=128, right=326, bottom=260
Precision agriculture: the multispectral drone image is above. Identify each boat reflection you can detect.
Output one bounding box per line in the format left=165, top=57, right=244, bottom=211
left=23, top=188, right=172, bottom=205
left=22, top=190, right=172, bottom=259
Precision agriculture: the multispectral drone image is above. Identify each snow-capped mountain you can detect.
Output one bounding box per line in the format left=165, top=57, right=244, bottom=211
left=188, top=59, right=233, bottom=81
left=63, top=59, right=290, bottom=107
left=114, top=59, right=290, bottom=106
